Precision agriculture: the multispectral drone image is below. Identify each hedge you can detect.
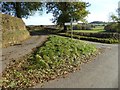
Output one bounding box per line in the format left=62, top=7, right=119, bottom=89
left=67, top=32, right=120, bottom=40
left=59, top=33, right=119, bottom=44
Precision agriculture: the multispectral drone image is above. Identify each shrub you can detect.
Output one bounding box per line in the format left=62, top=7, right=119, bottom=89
left=26, top=25, right=44, bottom=31
left=73, top=24, right=92, bottom=30
left=73, top=24, right=82, bottom=30
left=85, top=24, right=92, bottom=30
left=104, top=22, right=120, bottom=33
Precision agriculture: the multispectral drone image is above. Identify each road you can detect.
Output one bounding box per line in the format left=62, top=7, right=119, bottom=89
left=34, top=42, right=118, bottom=88
left=0, top=35, right=48, bottom=75
left=0, top=35, right=118, bottom=88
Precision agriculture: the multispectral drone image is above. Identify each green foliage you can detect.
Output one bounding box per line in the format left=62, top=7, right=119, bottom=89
left=2, top=35, right=98, bottom=88
left=68, top=31, right=119, bottom=40
left=110, top=13, right=120, bottom=22
left=73, top=24, right=92, bottom=30
left=104, top=22, right=120, bottom=33
left=71, top=29, right=105, bottom=33
left=1, top=2, right=42, bottom=18
left=106, top=9, right=120, bottom=33
left=26, top=25, right=44, bottom=31
left=59, top=33, right=119, bottom=44
left=46, top=2, right=90, bottom=30
left=73, top=24, right=82, bottom=30
left=8, top=81, right=16, bottom=88
left=31, top=35, right=97, bottom=69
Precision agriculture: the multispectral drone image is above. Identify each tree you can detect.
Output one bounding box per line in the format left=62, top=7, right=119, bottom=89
left=110, top=6, right=120, bottom=23
left=1, top=2, right=42, bottom=18
left=111, top=14, right=120, bottom=22
left=105, top=8, right=120, bottom=33
left=45, top=2, right=90, bottom=32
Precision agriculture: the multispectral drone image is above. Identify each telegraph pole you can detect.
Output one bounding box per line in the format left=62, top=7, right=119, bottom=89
left=71, top=18, right=73, bottom=39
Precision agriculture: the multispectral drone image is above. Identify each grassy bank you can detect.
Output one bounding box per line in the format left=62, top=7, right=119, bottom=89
left=2, top=30, right=30, bottom=48
left=1, top=35, right=98, bottom=88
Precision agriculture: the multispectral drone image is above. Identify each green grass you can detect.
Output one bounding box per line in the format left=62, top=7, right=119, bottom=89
left=2, top=35, right=98, bottom=88
left=71, top=29, right=106, bottom=33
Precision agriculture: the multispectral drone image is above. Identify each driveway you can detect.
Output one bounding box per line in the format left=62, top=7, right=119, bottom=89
left=34, top=42, right=118, bottom=88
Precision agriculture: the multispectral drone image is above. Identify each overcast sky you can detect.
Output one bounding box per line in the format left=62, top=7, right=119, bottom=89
left=23, top=0, right=120, bottom=25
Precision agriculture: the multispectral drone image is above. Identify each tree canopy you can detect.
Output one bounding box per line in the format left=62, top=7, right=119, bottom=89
left=111, top=14, right=120, bottom=22
left=45, top=2, right=90, bottom=31
left=1, top=2, right=42, bottom=18
left=110, top=7, right=120, bottom=23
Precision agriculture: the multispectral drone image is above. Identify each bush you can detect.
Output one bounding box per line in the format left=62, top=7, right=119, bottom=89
left=85, top=24, right=92, bottom=30
left=73, top=24, right=82, bottom=30
left=26, top=25, right=44, bottom=31
left=73, top=24, right=92, bottom=30
left=104, top=22, right=120, bottom=33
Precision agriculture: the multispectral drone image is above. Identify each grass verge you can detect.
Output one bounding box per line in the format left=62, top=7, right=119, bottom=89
left=1, top=35, right=99, bottom=88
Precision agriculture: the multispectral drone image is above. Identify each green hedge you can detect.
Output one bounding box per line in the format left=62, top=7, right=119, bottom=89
left=67, top=32, right=120, bottom=40
left=59, top=33, right=119, bottom=44
left=73, top=24, right=92, bottom=30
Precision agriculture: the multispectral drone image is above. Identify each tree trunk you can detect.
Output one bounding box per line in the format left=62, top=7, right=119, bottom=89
left=13, top=2, right=22, bottom=18
left=64, top=25, right=67, bottom=32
